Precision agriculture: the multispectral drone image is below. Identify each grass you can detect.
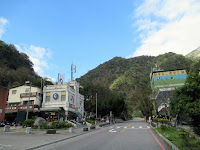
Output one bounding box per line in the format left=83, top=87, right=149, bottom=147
left=156, top=127, right=200, bottom=150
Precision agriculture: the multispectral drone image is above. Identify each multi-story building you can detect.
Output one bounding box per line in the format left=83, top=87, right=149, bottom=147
left=42, top=80, right=84, bottom=121
left=0, top=86, right=9, bottom=122
left=5, top=85, right=42, bottom=123
left=150, top=69, right=187, bottom=115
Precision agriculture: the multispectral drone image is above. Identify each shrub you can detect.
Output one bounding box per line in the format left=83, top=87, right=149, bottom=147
left=24, top=119, right=34, bottom=127
left=160, top=125, right=168, bottom=131
left=179, top=129, right=190, bottom=146
left=87, top=119, right=95, bottom=125
left=66, top=123, right=73, bottom=128
left=40, top=121, right=48, bottom=129
left=59, top=121, right=67, bottom=128
left=32, top=125, right=38, bottom=129
left=51, top=121, right=59, bottom=129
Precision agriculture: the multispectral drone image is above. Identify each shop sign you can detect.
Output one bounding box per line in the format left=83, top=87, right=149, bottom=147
left=5, top=105, right=37, bottom=111
left=69, top=103, right=75, bottom=109
left=51, top=112, right=55, bottom=115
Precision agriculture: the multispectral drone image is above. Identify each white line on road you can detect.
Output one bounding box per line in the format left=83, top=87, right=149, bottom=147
left=139, top=126, right=142, bottom=128
left=147, top=126, right=150, bottom=129
left=117, top=127, right=120, bottom=129
left=124, top=126, right=127, bottom=128
left=109, top=129, right=117, bottom=133
left=132, top=126, right=135, bottom=128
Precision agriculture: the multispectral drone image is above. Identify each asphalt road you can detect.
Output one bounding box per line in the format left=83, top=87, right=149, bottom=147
left=31, top=118, right=171, bottom=150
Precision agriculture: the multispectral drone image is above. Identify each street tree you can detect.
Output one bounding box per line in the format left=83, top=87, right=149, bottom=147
left=170, top=73, right=200, bottom=135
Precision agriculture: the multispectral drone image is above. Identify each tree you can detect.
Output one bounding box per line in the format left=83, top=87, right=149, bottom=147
left=129, top=89, right=153, bottom=120
left=170, top=73, right=200, bottom=135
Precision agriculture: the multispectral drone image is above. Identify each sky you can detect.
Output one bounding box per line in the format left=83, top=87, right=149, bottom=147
left=1, top=0, right=200, bottom=82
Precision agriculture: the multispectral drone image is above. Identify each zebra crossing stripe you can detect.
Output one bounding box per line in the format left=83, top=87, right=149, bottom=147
left=132, top=126, right=135, bottom=128
left=139, top=126, right=142, bottom=128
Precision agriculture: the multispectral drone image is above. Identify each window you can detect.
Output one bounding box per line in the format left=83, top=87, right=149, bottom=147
left=157, top=77, right=160, bottom=80
left=46, top=92, right=50, bottom=102
left=170, top=77, right=174, bottom=79
left=23, top=100, right=34, bottom=105
left=61, top=91, right=66, bottom=101
left=12, top=90, right=17, bottom=94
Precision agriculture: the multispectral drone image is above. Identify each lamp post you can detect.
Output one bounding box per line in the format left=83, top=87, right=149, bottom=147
left=25, top=81, right=32, bottom=120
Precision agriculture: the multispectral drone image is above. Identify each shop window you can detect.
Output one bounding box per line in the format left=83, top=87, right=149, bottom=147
left=46, top=92, right=50, bottom=102
left=12, top=90, right=17, bottom=94
left=23, top=100, right=34, bottom=105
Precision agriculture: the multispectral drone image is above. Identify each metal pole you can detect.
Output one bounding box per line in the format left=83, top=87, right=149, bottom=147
left=96, top=93, right=97, bottom=120
left=26, top=82, right=31, bottom=120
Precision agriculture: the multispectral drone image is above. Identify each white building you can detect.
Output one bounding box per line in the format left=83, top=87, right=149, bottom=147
left=8, top=85, right=42, bottom=107
left=42, top=81, right=84, bottom=120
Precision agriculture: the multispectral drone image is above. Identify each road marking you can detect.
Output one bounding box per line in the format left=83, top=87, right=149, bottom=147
left=117, top=127, right=120, bottom=129
left=147, top=126, right=150, bottom=129
left=139, top=126, right=142, bottom=128
left=109, top=129, right=117, bottom=132
left=132, top=126, right=135, bottom=128
left=120, top=123, right=132, bottom=133
left=0, top=144, right=12, bottom=149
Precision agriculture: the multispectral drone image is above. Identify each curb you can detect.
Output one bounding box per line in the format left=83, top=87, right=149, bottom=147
left=150, top=124, right=180, bottom=150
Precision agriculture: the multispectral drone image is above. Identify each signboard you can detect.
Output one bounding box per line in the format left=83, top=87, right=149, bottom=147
left=69, top=103, right=75, bottom=109
left=51, top=112, right=55, bottom=115
left=5, top=105, right=39, bottom=111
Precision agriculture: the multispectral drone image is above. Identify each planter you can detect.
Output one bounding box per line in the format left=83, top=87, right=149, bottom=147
left=90, top=125, right=96, bottom=130
left=46, top=129, right=56, bottom=134
left=69, top=127, right=74, bottom=133
left=4, top=125, right=10, bottom=132
left=25, top=127, right=32, bottom=134
left=83, top=127, right=88, bottom=131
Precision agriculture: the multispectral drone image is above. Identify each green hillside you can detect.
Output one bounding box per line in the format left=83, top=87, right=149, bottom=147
left=0, top=40, right=51, bottom=88
left=186, top=47, right=200, bottom=59
left=78, top=52, right=195, bottom=99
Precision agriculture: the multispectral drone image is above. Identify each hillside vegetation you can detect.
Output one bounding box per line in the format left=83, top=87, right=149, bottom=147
left=78, top=52, right=198, bottom=99
left=0, top=40, right=51, bottom=88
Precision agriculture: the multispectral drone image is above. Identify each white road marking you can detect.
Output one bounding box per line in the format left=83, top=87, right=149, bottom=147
left=109, top=129, right=117, bottom=132
left=147, top=126, right=150, bottom=129
left=117, top=127, right=120, bottom=129
left=132, top=126, right=135, bottom=128
left=139, top=126, right=142, bottom=128
left=0, top=144, right=12, bottom=149
left=124, top=126, right=127, bottom=128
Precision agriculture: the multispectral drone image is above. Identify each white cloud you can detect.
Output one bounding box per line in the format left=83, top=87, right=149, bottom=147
left=129, top=0, right=200, bottom=57
left=0, top=17, right=8, bottom=38
left=15, top=44, right=52, bottom=76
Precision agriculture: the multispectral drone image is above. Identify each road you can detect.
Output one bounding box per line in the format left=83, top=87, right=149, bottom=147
left=29, top=118, right=171, bottom=150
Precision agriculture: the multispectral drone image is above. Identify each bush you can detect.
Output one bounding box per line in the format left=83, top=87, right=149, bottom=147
left=87, top=119, right=95, bottom=125
left=59, top=121, right=67, bottom=128
left=24, top=119, right=34, bottom=127
left=179, top=129, right=190, bottom=146
left=66, top=123, right=73, bottom=128
left=51, top=121, right=59, bottom=129
left=32, top=125, right=38, bottom=129
left=160, top=125, right=168, bottom=131
left=40, top=121, right=48, bottom=129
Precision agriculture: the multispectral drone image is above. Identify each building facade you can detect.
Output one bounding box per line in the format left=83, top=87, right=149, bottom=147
left=42, top=81, right=84, bottom=121
left=5, top=85, right=42, bottom=123
left=0, top=87, right=9, bottom=122
left=150, top=69, right=187, bottom=115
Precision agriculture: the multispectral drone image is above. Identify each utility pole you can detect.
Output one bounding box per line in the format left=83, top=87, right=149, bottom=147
left=96, top=93, right=97, bottom=120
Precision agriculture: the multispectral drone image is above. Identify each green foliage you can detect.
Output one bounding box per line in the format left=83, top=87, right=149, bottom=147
left=87, top=119, right=95, bottom=125
left=170, top=73, right=200, bottom=136
left=40, top=121, right=48, bottom=129
left=51, top=121, right=59, bottom=129
left=0, top=40, right=53, bottom=87
left=24, top=119, right=34, bottom=127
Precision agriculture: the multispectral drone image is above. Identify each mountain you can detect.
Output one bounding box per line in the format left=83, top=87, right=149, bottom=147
left=186, top=47, right=200, bottom=59
left=0, top=40, right=51, bottom=88
left=77, top=52, right=194, bottom=99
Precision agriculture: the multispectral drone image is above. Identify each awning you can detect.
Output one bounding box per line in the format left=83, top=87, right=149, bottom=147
left=39, top=107, right=63, bottom=112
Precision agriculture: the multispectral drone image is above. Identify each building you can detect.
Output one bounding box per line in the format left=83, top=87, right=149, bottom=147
left=150, top=69, right=187, bottom=115
left=0, top=86, right=9, bottom=122
left=5, top=85, right=42, bottom=123
left=42, top=80, right=84, bottom=121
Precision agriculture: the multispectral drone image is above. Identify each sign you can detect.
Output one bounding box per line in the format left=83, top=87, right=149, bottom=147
left=5, top=105, right=38, bottom=111
left=69, top=103, right=75, bottom=109
left=51, top=112, right=55, bottom=115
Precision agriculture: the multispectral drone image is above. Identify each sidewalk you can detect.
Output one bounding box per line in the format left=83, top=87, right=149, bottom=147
left=0, top=126, right=93, bottom=150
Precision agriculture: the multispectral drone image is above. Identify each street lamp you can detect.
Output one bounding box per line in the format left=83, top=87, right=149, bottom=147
left=25, top=81, right=32, bottom=120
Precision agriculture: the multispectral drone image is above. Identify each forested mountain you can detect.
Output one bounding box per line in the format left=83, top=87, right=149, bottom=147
left=78, top=52, right=197, bottom=99
left=0, top=40, right=51, bottom=88
left=186, top=47, right=200, bottom=60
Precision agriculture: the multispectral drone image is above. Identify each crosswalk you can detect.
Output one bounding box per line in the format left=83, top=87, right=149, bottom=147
left=109, top=126, right=151, bottom=133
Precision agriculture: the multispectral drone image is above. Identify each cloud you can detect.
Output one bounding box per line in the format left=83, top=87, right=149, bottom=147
left=0, top=17, right=8, bottom=38
left=128, top=0, right=200, bottom=57
left=15, top=44, right=52, bottom=76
